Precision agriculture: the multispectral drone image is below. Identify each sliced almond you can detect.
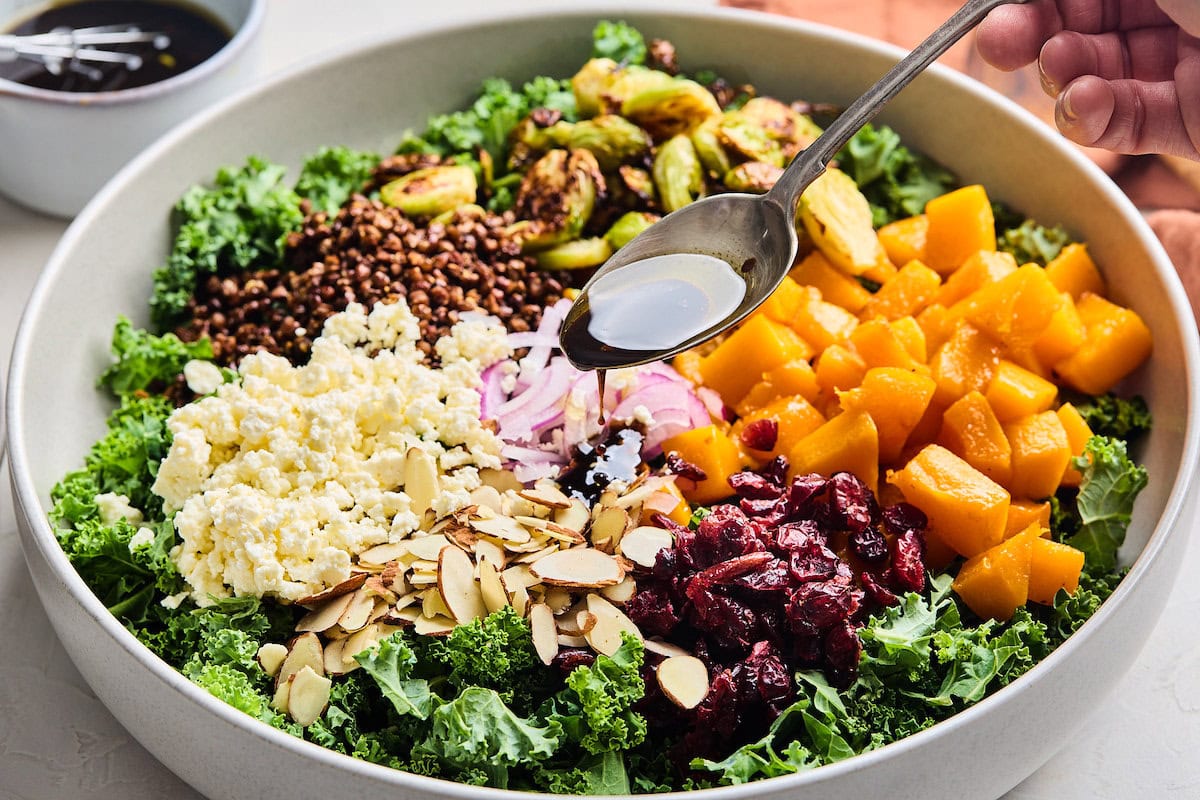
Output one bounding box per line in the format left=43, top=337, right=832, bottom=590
left=479, top=559, right=510, bottom=614
left=336, top=588, right=377, bottom=633
left=470, top=515, right=532, bottom=543
left=438, top=545, right=487, bottom=624
left=343, top=622, right=387, bottom=664
left=618, top=526, right=674, bottom=568
left=408, top=572, right=438, bottom=586
left=543, top=586, right=573, bottom=614
left=392, top=591, right=420, bottom=612
left=576, top=610, right=598, bottom=634
left=515, top=544, right=561, bottom=564
left=470, top=485, right=505, bottom=513
left=404, top=447, right=440, bottom=520
left=500, top=564, right=538, bottom=590
left=541, top=523, right=586, bottom=544
left=296, top=591, right=356, bottom=633
left=643, top=639, right=692, bottom=659
left=474, top=538, right=507, bottom=568
left=257, top=643, right=289, bottom=678
left=656, top=656, right=710, bottom=710
left=557, top=634, right=589, bottom=648
left=414, top=614, right=456, bottom=636
left=584, top=594, right=642, bottom=656
left=530, top=603, right=559, bottom=665
left=600, top=576, right=637, bottom=604
left=531, top=548, right=624, bottom=588
left=382, top=605, right=421, bottom=626
left=514, top=514, right=550, bottom=530
left=322, top=639, right=356, bottom=676
left=358, top=543, right=409, bottom=568
left=380, top=561, right=406, bottom=595
left=288, top=665, right=333, bottom=726
left=479, top=468, right=524, bottom=493
left=367, top=598, right=393, bottom=625
left=553, top=498, right=590, bottom=534
left=590, top=506, right=629, bottom=550
left=276, top=632, right=324, bottom=689
left=519, top=483, right=572, bottom=510
left=510, top=582, right=529, bottom=617
left=406, top=534, right=451, bottom=562
left=295, top=573, right=368, bottom=606
left=422, top=587, right=452, bottom=619
left=556, top=608, right=584, bottom=636
left=272, top=676, right=292, bottom=713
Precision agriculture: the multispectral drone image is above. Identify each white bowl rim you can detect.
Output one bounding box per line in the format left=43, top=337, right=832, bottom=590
left=0, top=0, right=266, bottom=106
left=7, top=3, right=1200, bottom=797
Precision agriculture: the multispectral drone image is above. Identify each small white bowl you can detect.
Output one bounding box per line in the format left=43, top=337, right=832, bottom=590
left=6, top=5, right=1200, bottom=800
left=0, top=0, right=264, bottom=218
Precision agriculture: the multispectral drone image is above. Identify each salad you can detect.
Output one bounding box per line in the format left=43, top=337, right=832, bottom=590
left=48, top=21, right=1154, bottom=794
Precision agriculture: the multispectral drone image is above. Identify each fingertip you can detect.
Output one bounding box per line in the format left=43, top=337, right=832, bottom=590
left=975, top=4, right=1047, bottom=71
left=1055, top=76, right=1115, bottom=147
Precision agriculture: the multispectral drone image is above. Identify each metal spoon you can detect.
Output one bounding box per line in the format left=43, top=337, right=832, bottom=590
left=559, top=0, right=1028, bottom=370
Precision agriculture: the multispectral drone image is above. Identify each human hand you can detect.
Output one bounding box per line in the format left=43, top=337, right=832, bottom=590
left=976, top=0, right=1200, bottom=159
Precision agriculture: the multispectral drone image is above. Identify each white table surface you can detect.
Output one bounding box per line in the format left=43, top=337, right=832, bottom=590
left=2, top=2, right=1198, bottom=798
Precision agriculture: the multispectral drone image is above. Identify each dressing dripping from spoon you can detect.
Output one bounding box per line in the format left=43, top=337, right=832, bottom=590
left=559, top=0, right=1029, bottom=377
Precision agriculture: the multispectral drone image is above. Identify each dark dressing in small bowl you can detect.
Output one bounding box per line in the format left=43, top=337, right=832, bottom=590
left=0, top=0, right=230, bottom=92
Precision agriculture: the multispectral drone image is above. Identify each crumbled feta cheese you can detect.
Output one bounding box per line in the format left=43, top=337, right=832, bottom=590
left=183, top=359, right=225, bottom=395
left=160, top=591, right=189, bottom=610
left=95, top=493, right=143, bottom=526
left=631, top=404, right=655, bottom=426
left=154, top=300, right=510, bottom=605
left=128, top=526, right=156, bottom=551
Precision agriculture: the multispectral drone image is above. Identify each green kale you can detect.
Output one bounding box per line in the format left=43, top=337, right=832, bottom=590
left=295, top=146, right=381, bottom=214
left=691, top=700, right=823, bottom=784
left=150, top=157, right=303, bottom=331
left=997, top=218, right=1071, bottom=265
left=1065, top=436, right=1149, bottom=572
left=415, top=686, right=563, bottom=789
left=354, top=633, right=434, bottom=720
left=555, top=633, right=647, bottom=755
left=1074, top=394, right=1152, bottom=441
left=534, top=751, right=631, bottom=795
left=592, top=20, right=647, bottom=65
left=424, top=607, right=550, bottom=712
left=190, top=662, right=284, bottom=724
left=97, top=316, right=215, bottom=397
left=838, top=123, right=956, bottom=227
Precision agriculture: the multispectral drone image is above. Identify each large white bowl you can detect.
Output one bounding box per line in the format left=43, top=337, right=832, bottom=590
left=7, top=6, right=1200, bottom=799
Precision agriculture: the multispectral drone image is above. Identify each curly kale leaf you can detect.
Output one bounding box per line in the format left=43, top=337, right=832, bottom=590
left=1074, top=394, right=1153, bottom=441
left=354, top=633, right=433, bottom=720
left=554, top=633, right=647, bottom=755
left=838, top=123, right=956, bottom=227
left=997, top=218, right=1072, bottom=265
left=592, top=20, right=647, bottom=65
left=97, top=316, right=214, bottom=397
left=150, top=157, right=303, bottom=330
left=295, top=146, right=380, bottom=214
left=1065, top=436, right=1149, bottom=572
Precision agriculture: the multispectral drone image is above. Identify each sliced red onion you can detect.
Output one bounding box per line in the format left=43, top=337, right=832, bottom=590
left=478, top=362, right=507, bottom=420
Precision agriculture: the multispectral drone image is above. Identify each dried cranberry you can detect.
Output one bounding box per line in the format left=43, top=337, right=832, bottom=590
left=739, top=418, right=779, bottom=451
left=687, top=590, right=760, bottom=648
left=745, top=641, right=793, bottom=705
left=551, top=648, right=596, bottom=673
left=760, top=456, right=790, bottom=489
left=624, top=586, right=680, bottom=637
left=860, top=570, right=899, bottom=607
left=788, top=539, right=842, bottom=582
left=881, top=502, right=927, bottom=537
left=849, top=526, right=889, bottom=562
left=689, top=505, right=764, bottom=566
left=824, top=620, right=863, bottom=684
left=785, top=580, right=862, bottom=632
left=666, top=451, right=708, bottom=482
left=787, top=473, right=828, bottom=516
left=728, top=470, right=784, bottom=500
left=888, top=529, right=927, bottom=593
left=775, top=519, right=822, bottom=551
left=730, top=556, right=792, bottom=593
left=740, top=496, right=789, bottom=523
left=828, top=472, right=875, bottom=533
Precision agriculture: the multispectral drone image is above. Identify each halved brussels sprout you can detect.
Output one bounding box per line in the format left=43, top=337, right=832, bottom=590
left=723, top=161, right=784, bottom=194
left=507, top=114, right=574, bottom=171
left=380, top=165, right=478, bottom=217
left=572, top=57, right=621, bottom=118
left=691, top=116, right=732, bottom=179
left=568, top=115, right=652, bottom=171
left=622, top=77, right=721, bottom=140
left=738, top=97, right=823, bottom=147
left=617, top=165, right=658, bottom=206
left=513, top=149, right=605, bottom=250
left=652, top=134, right=704, bottom=212
left=717, top=111, right=784, bottom=167
left=798, top=167, right=890, bottom=276
left=431, top=203, right=486, bottom=226
left=604, top=211, right=659, bottom=250
left=535, top=237, right=614, bottom=270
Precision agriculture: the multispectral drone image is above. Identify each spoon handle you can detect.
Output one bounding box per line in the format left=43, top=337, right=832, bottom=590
left=767, top=0, right=1029, bottom=212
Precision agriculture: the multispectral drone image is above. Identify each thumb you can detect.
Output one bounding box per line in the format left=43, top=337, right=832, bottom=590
left=1054, top=75, right=1200, bottom=159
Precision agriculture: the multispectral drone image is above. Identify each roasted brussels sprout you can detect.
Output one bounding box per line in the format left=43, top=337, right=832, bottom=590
left=691, top=116, right=732, bottom=180
left=535, top=237, right=614, bottom=270
left=604, top=210, right=659, bottom=249
left=621, top=77, right=721, bottom=140
left=798, top=166, right=891, bottom=276
left=507, top=113, right=574, bottom=171
left=723, top=161, right=784, bottom=193
left=567, top=115, right=652, bottom=170
left=379, top=165, right=478, bottom=217
left=572, top=57, right=621, bottom=117
left=738, top=97, right=823, bottom=146
left=652, top=134, right=704, bottom=212
left=717, top=111, right=784, bottom=166
left=513, top=148, right=605, bottom=250
left=617, top=165, right=658, bottom=206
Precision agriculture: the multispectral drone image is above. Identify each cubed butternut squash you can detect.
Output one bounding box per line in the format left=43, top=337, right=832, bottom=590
left=815, top=344, right=868, bottom=398
left=887, top=444, right=1011, bottom=558
left=839, top=367, right=937, bottom=464
left=850, top=318, right=928, bottom=374
left=924, top=185, right=996, bottom=274
left=790, top=286, right=860, bottom=351
left=698, top=313, right=810, bottom=406
left=732, top=393, right=826, bottom=461
left=672, top=350, right=704, bottom=385
left=916, top=303, right=955, bottom=354
left=890, top=316, right=928, bottom=364
left=984, top=360, right=1058, bottom=422
left=789, top=410, right=879, bottom=491
left=859, top=260, right=942, bottom=321
left=1045, top=243, right=1106, bottom=300
left=1004, top=500, right=1051, bottom=539
left=938, top=391, right=1013, bottom=487
left=661, top=424, right=742, bottom=505
left=935, top=250, right=1017, bottom=307
left=1028, top=537, right=1086, bottom=604
left=789, top=250, right=872, bottom=313
left=1003, top=411, right=1072, bottom=500
left=1056, top=403, right=1095, bottom=487
left=952, top=525, right=1037, bottom=620
left=735, top=358, right=821, bottom=415
left=952, top=264, right=1060, bottom=352
left=759, top=275, right=808, bottom=324
left=930, top=321, right=1002, bottom=407
left=1032, top=292, right=1086, bottom=372
left=1055, top=293, right=1153, bottom=395
left=877, top=214, right=928, bottom=267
